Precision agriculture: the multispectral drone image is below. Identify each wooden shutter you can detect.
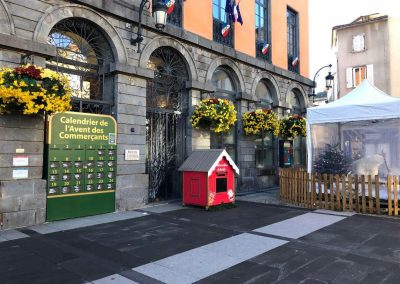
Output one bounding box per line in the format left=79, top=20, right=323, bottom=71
left=367, top=64, right=374, bottom=85
left=346, top=68, right=353, bottom=88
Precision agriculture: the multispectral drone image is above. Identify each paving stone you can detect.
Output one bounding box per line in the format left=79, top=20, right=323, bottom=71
left=0, top=202, right=398, bottom=283
left=0, top=229, right=29, bottom=241
left=93, top=274, right=138, bottom=284
left=140, top=202, right=186, bottom=214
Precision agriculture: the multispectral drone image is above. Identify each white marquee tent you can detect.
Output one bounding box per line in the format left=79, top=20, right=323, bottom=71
left=306, top=80, right=400, bottom=175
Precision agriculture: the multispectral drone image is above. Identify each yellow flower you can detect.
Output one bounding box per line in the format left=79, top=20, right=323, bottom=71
left=191, top=98, right=237, bottom=133
left=0, top=65, right=72, bottom=115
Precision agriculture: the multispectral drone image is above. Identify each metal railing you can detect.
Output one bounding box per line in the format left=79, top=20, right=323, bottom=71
left=166, top=0, right=182, bottom=27
left=256, top=40, right=271, bottom=62
left=213, top=18, right=234, bottom=48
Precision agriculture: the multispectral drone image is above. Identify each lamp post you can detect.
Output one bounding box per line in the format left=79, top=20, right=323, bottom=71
left=309, top=64, right=334, bottom=102
left=131, top=0, right=168, bottom=53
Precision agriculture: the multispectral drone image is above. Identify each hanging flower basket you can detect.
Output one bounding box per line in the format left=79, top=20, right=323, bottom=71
left=279, top=114, right=307, bottom=139
left=242, top=108, right=279, bottom=136
left=191, top=98, right=237, bottom=133
left=0, top=65, right=72, bottom=115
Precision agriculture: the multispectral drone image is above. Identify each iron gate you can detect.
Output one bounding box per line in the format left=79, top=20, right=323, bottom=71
left=146, top=108, right=186, bottom=200
left=146, top=47, right=189, bottom=201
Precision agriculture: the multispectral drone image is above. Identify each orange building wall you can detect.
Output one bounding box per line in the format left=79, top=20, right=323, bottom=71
left=183, top=0, right=309, bottom=78
left=234, top=1, right=256, bottom=57
left=271, top=0, right=309, bottom=77
left=183, top=0, right=213, bottom=40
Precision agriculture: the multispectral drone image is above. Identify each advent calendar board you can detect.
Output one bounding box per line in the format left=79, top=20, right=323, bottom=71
left=46, top=112, right=117, bottom=221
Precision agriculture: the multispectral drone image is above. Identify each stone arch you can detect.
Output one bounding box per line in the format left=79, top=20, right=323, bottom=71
left=206, top=57, right=245, bottom=93
left=0, top=0, right=15, bottom=35
left=251, top=72, right=280, bottom=106
left=139, top=36, right=198, bottom=81
left=33, top=4, right=127, bottom=64
left=285, top=81, right=308, bottom=111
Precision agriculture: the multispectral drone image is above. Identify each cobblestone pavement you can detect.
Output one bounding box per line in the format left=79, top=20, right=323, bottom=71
left=1, top=200, right=400, bottom=284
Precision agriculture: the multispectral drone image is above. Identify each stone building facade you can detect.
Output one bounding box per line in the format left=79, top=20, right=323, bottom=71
left=0, top=0, right=312, bottom=229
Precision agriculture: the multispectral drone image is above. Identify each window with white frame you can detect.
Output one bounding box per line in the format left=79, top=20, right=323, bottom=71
left=352, top=34, right=365, bottom=52
left=346, top=64, right=374, bottom=88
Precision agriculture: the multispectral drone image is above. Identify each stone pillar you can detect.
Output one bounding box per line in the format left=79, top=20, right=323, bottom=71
left=114, top=73, right=149, bottom=210
left=190, top=89, right=210, bottom=150
left=0, top=115, right=46, bottom=230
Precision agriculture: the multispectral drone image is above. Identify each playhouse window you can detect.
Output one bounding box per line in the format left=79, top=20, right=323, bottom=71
left=216, top=178, right=227, bottom=193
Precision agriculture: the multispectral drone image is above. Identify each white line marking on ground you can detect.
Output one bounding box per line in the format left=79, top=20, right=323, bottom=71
left=253, top=212, right=346, bottom=239
left=133, top=233, right=287, bottom=284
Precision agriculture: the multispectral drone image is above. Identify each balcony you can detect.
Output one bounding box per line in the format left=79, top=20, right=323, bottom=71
left=213, top=18, right=234, bottom=48
left=256, top=40, right=271, bottom=62
left=166, top=0, right=182, bottom=28
left=288, top=55, right=300, bottom=74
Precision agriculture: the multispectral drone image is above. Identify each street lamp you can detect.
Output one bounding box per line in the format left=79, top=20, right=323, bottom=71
left=309, top=64, right=334, bottom=102
left=131, top=0, right=168, bottom=53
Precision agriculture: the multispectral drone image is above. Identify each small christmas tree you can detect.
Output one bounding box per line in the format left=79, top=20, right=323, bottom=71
left=314, top=143, right=351, bottom=174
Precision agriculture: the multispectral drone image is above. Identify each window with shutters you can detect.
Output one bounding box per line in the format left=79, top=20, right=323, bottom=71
left=352, top=34, right=365, bottom=52
left=346, top=65, right=374, bottom=88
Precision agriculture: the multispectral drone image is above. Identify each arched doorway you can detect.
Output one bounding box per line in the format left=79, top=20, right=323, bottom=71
left=146, top=47, right=189, bottom=201
left=47, top=18, right=115, bottom=114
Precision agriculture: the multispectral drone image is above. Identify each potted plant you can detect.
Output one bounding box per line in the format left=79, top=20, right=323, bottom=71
left=279, top=114, right=307, bottom=139
left=242, top=108, right=279, bottom=136
left=191, top=98, right=237, bottom=133
left=0, top=65, right=72, bottom=115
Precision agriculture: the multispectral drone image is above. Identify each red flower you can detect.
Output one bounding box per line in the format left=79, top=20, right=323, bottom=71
left=14, top=65, right=42, bottom=80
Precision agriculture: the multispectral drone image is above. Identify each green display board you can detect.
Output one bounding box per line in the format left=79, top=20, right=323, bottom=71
left=46, top=112, right=117, bottom=221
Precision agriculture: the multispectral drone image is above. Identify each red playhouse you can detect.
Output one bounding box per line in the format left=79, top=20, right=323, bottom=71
left=178, top=149, right=239, bottom=208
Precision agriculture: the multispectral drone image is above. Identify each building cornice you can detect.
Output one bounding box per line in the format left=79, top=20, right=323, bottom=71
left=0, top=33, right=56, bottom=58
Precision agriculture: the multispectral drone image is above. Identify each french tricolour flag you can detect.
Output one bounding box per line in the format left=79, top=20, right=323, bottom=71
left=221, top=24, right=231, bottom=38
left=262, top=43, right=270, bottom=55
left=233, top=4, right=243, bottom=25
left=165, top=0, right=175, bottom=14
left=292, top=57, right=299, bottom=67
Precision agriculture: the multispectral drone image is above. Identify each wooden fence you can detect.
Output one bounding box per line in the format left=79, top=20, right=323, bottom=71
left=279, top=168, right=400, bottom=216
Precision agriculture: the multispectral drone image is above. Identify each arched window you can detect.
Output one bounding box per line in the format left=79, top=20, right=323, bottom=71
left=210, top=66, right=237, bottom=161
left=255, top=81, right=275, bottom=168
left=286, top=90, right=303, bottom=114
left=47, top=18, right=114, bottom=113
left=211, top=68, right=235, bottom=92
left=147, top=47, right=189, bottom=111
left=255, top=81, right=273, bottom=106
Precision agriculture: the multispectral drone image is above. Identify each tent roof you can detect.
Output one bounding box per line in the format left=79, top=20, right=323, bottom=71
left=307, top=80, right=400, bottom=124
